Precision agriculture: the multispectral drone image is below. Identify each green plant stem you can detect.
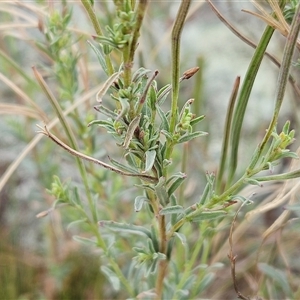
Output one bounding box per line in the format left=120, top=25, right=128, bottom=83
left=34, top=68, right=134, bottom=296
left=192, top=56, right=204, bottom=122
left=0, top=49, right=37, bottom=87
left=92, top=225, right=134, bottom=296
left=123, top=0, right=148, bottom=88
left=254, top=168, right=300, bottom=182
left=213, top=175, right=247, bottom=205
left=227, top=21, right=276, bottom=186
left=167, top=217, right=186, bottom=240
left=81, top=0, right=114, bottom=75
left=216, top=76, right=240, bottom=194
left=33, top=67, right=97, bottom=222
left=155, top=214, right=167, bottom=300
left=81, top=0, right=103, bottom=36
left=179, top=142, right=189, bottom=204
left=122, top=46, right=132, bottom=88
left=208, top=0, right=300, bottom=100
left=166, top=0, right=191, bottom=160
left=175, top=231, right=204, bottom=293
left=129, top=0, right=148, bottom=63
left=248, top=3, right=300, bottom=170
left=87, top=220, right=134, bottom=295
left=146, top=189, right=167, bottom=299
left=190, top=239, right=211, bottom=297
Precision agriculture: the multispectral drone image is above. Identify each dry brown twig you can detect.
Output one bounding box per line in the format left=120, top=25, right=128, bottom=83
left=228, top=201, right=252, bottom=300
left=36, top=124, right=158, bottom=183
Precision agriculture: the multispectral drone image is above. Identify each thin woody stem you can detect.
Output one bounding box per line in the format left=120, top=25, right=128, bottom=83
left=37, top=125, right=157, bottom=183
left=165, top=0, right=191, bottom=163
left=155, top=214, right=167, bottom=300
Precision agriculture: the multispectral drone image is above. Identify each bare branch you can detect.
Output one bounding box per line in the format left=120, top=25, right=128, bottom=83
left=36, top=124, right=158, bottom=183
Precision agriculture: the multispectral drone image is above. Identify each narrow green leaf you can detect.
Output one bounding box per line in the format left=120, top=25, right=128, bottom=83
left=135, top=183, right=155, bottom=192
left=159, top=205, right=184, bottom=215
left=147, top=238, right=156, bottom=254
left=67, top=219, right=87, bottom=231
left=93, top=105, right=118, bottom=119
left=96, top=71, right=121, bottom=102
left=216, top=76, right=240, bottom=193
left=87, top=40, right=107, bottom=74
left=150, top=226, right=159, bottom=252
left=122, top=114, right=141, bottom=149
left=177, top=131, right=207, bottom=144
left=161, top=129, right=173, bottom=140
left=181, top=274, right=196, bottom=291
left=134, top=195, right=148, bottom=212
left=190, top=114, right=205, bottom=126
left=109, top=157, right=139, bottom=174
left=175, top=289, right=189, bottom=298
left=228, top=14, right=280, bottom=183
left=157, top=84, right=171, bottom=105
left=166, top=172, right=186, bottom=186
left=152, top=252, right=166, bottom=260
left=258, top=263, right=293, bottom=297
left=99, top=220, right=152, bottom=238
left=0, top=49, right=38, bottom=86
left=148, top=85, right=157, bottom=110
left=156, top=105, right=170, bottom=131
left=195, top=273, right=215, bottom=295
left=133, top=246, right=148, bottom=254
left=87, top=119, right=115, bottom=131
left=187, top=210, right=226, bottom=222
left=144, top=150, right=156, bottom=173
left=199, top=181, right=210, bottom=205
left=93, top=35, right=119, bottom=48
left=132, top=67, right=152, bottom=82
left=73, top=235, right=97, bottom=246
left=167, top=173, right=187, bottom=196
left=71, top=186, right=83, bottom=207
left=148, top=258, right=159, bottom=276
left=254, top=168, right=300, bottom=182
left=244, top=178, right=263, bottom=187
left=276, top=151, right=299, bottom=159
left=230, top=194, right=253, bottom=204
left=116, top=97, right=130, bottom=120
left=101, top=266, right=120, bottom=291
left=170, top=194, right=178, bottom=226
left=174, top=232, right=186, bottom=245
left=154, top=177, right=169, bottom=205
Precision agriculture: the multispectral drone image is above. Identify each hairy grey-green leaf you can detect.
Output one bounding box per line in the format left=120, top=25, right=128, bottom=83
left=73, top=235, right=97, bottom=246
left=258, top=263, right=293, bottom=297
left=87, top=40, right=107, bottom=74
left=109, top=157, right=139, bottom=174
left=122, top=114, right=141, bottom=149
left=156, top=105, right=170, bottom=131
left=96, top=71, right=121, bottom=102
left=101, top=266, right=120, bottom=291
left=144, top=149, right=156, bottom=173
left=155, top=177, right=169, bottom=205
left=167, top=173, right=187, bottom=196
left=190, top=114, right=205, bottom=126
left=159, top=205, right=184, bottom=215
left=174, top=232, right=186, bottom=245
left=177, top=131, right=208, bottom=144
left=98, top=220, right=151, bottom=238
left=134, top=195, right=148, bottom=212
left=187, top=210, right=226, bottom=222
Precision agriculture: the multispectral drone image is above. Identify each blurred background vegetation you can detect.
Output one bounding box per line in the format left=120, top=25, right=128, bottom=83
left=1, top=1, right=300, bottom=299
